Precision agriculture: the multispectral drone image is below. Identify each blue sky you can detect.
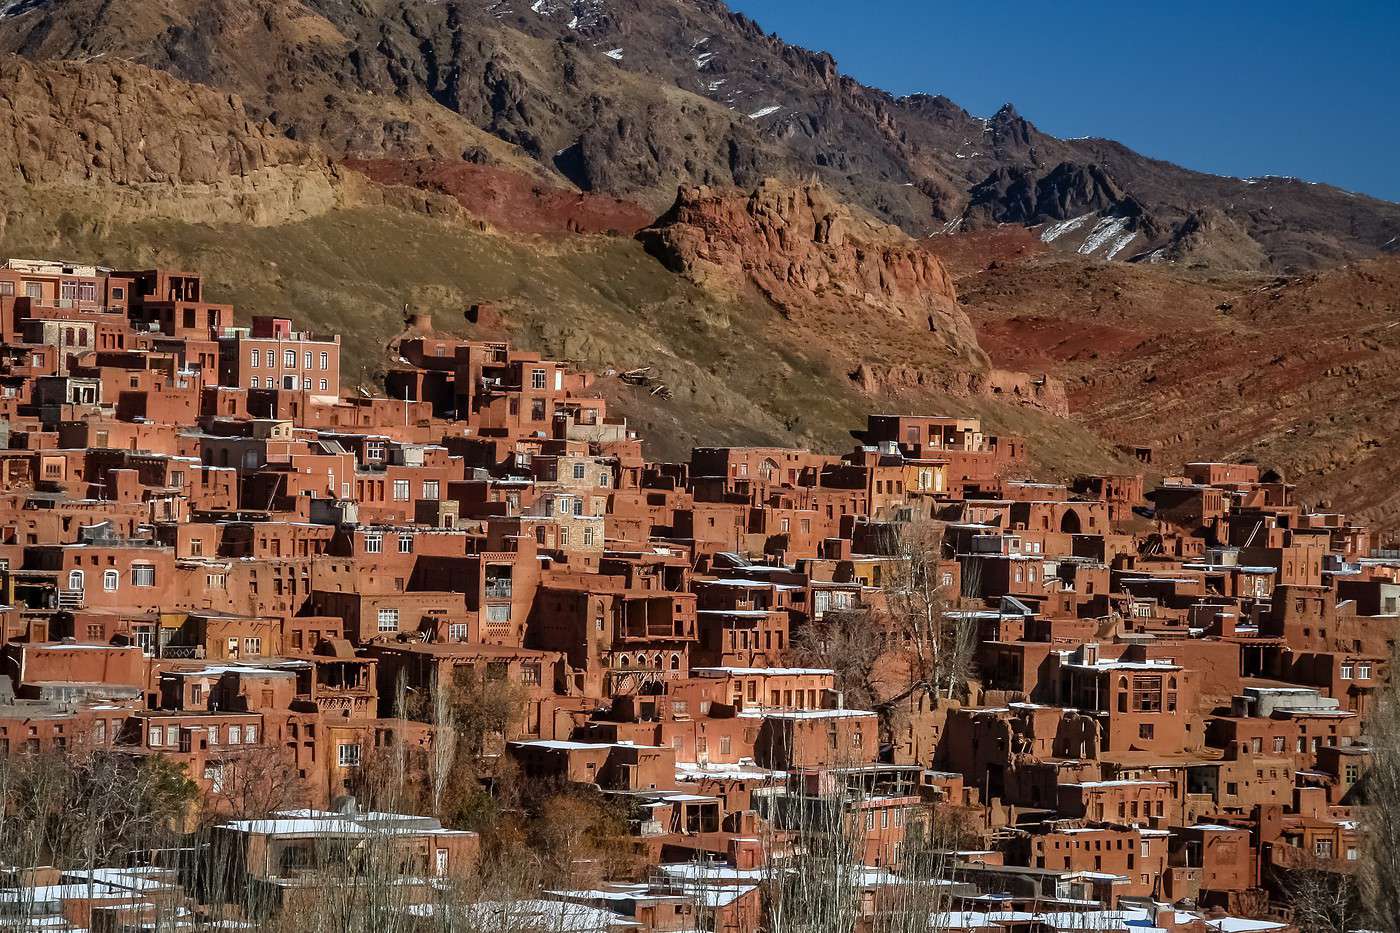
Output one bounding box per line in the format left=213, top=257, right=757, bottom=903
left=728, top=0, right=1399, bottom=202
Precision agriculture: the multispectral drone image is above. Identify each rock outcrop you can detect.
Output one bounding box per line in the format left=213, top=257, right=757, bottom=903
left=638, top=179, right=983, bottom=365
left=0, top=55, right=344, bottom=225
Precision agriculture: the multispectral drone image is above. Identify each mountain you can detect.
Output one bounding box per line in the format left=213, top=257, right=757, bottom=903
left=933, top=228, right=1400, bottom=528
left=0, top=0, right=1396, bottom=273
left=2, top=0, right=1400, bottom=525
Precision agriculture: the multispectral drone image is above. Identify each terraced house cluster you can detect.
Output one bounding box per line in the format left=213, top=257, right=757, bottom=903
left=0, top=256, right=1389, bottom=931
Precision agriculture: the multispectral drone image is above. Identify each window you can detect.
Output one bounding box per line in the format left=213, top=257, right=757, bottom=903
left=228, top=725, right=242, bottom=745
left=250, top=350, right=259, bottom=367
left=302, top=377, right=312, bottom=389
left=521, top=663, right=542, bottom=686
left=284, top=349, right=297, bottom=367
left=1131, top=676, right=1163, bottom=712
left=149, top=727, right=163, bottom=747
left=338, top=743, right=362, bottom=768
left=1274, top=736, right=1286, bottom=753
left=531, top=368, right=546, bottom=390
left=377, top=608, right=399, bottom=633
left=320, top=351, right=329, bottom=370
left=486, top=604, right=511, bottom=624
left=719, top=735, right=732, bottom=755
left=1358, top=662, right=1373, bottom=680
left=1314, top=839, right=1334, bottom=859
left=422, top=480, right=439, bottom=500
left=60, top=281, right=77, bottom=301
left=1341, top=663, right=1354, bottom=680
left=103, top=569, right=119, bottom=591
left=559, top=527, right=570, bottom=547
left=365, top=533, right=382, bottom=554
left=1139, top=723, right=1154, bottom=740
left=448, top=623, right=469, bottom=642
left=131, top=564, right=155, bottom=587
left=366, top=441, right=385, bottom=460
left=250, top=376, right=260, bottom=388
left=319, top=379, right=328, bottom=391
left=583, top=526, right=595, bottom=547
left=398, top=532, right=413, bottom=553
left=24, top=282, right=41, bottom=299
left=393, top=479, right=410, bottom=501
left=79, top=282, right=97, bottom=302
left=304, top=351, right=313, bottom=369
left=265, top=349, right=275, bottom=367
left=243, top=637, right=262, bottom=657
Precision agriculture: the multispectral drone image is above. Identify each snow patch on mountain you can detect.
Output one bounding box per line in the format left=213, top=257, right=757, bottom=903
left=747, top=105, right=781, bottom=119
left=1040, top=214, right=1090, bottom=244
left=0, top=0, right=49, bottom=17
left=1079, top=216, right=1132, bottom=256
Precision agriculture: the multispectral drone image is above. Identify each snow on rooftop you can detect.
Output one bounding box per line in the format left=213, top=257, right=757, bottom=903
left=738, top=707, right=875, bottom=720
left=692, top=666, right=833, bottom=677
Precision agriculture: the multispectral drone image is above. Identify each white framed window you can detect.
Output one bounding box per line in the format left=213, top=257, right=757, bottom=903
left=573, top=463, right=586, bottom=480
left=148, top=727, right=162, bottom=747
left=320, top=351, right=329, bottom=370
left=250, top=376, right=260, bottom=388
left=398, top=533, right=413, bottom=554
left=393, top=479, right=410, bottom=501
left=486, top=604, right=511, bottom=624
left=228, top=725, right=242, bottom=745
left=265, top=349, right=275, bottom=367
left=103, top=569, right=120, bottom=591
left=366, top=441, right=385, bottom=460
left=584, top=527, right=595, bottom=546
left=365, top=533, right=382, bottom=553
left=1359, top=662, right=1373, bottom=679
left=599, top=472, right=610, bottom=487
left=337, top=743, right=361, bottom=768
left=131, top=564, right=156, bottom=587
left=1341, top=663, right=1354, bottom=680
left=250, top=350, right=259, bottom=368
left=304, top=351, right=313, bottom=369
left=242, top=637, right=262, bottom=656
left=319, top=379, right=328, bottom=391
left=302, top=377, right=312, bottom=389
left=531, top=368, right=546, bottom=390
left=448, top=623, right=469, bottom=642
left=284, top=349, right=296, bottom=367
left=377, top=608, right=399, bottom=632
left=422, top=480, right=439, bottom=500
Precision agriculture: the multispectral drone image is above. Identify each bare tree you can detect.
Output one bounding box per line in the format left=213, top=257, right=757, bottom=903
left=1360, top=646, right=1400, bottom=932
left=1282, top=855, right=1365, bottom=933
left=789, top=607, right=885, bottom=711
left=204, top=743, right=310, bottom=821
left=873, top=520, right=975, bottom=706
